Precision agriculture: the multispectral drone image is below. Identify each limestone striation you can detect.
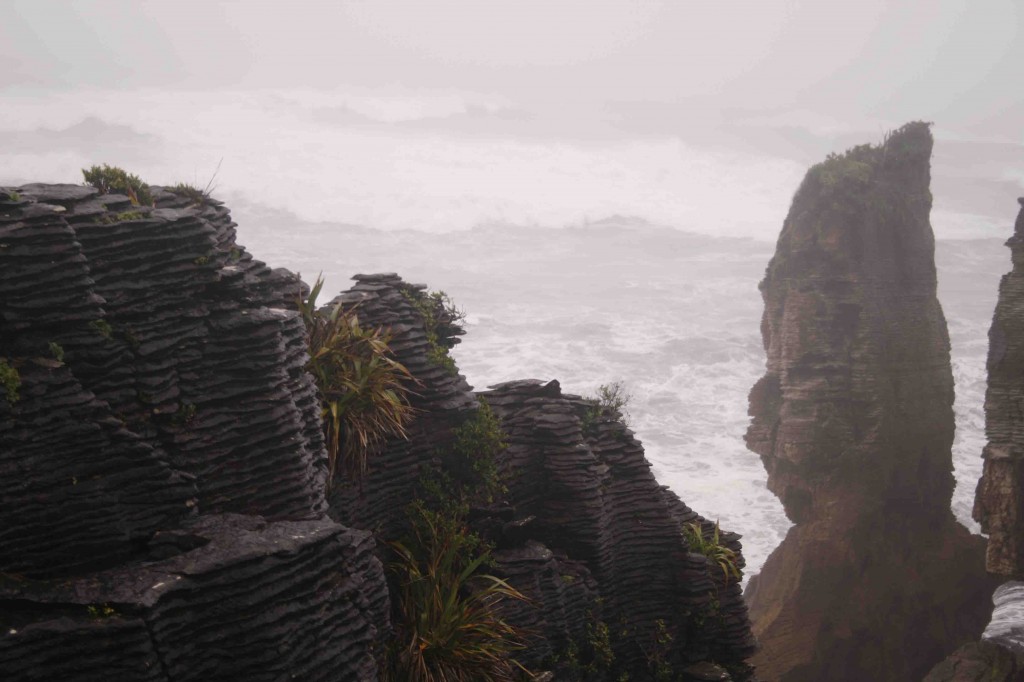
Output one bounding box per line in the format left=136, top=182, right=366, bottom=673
left=744, top=123, right=997, bottom=681
left=975, top=198, right=1024, bottom=578
left=0, top=185, right=386, bottom=680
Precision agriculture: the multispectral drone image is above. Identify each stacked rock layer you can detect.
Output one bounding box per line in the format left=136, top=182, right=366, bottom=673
left=975, top=198, right=1024, bottom=578
left=744, top=123, right=997, bottom=681
left=322, top=275, right=759, bottom=680
left=0, top=185, right=387, bottom=680
left=1, top=183, right=758, bottom=680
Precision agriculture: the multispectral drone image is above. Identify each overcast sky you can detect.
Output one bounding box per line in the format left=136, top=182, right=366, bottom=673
left=1, top=0, right=1020, bottom=239
left=4, top=0, right=1021, bottom=140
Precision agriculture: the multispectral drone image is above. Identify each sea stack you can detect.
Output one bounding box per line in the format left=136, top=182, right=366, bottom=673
left=744, top=122, right=997, bottom=681
left=975, top=198, right=1024, bottom=578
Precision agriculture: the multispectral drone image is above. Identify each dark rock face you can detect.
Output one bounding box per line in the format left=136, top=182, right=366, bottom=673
left=975, top=198, right=1024, bottom=578
left=319, top=274, right=759, bottom=678
left=484, top=379, right=757, bottom=679
left=1, top=183, right=757, bottom=680
left=0, top=186, right=386, bottom=680
left=744, top=123, right=996, bottom=681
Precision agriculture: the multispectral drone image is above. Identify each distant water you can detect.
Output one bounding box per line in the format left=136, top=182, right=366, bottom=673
left=237, top=207, right=1008, bottom=580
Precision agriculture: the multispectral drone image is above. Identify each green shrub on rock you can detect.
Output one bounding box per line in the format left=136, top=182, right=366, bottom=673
left=82, top=164, right=154, bottom=206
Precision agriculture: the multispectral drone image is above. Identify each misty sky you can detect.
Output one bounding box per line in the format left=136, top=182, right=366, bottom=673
left=5, top=1, right=1021, bottom=136
left=1, top=1, right=1021, bottom=237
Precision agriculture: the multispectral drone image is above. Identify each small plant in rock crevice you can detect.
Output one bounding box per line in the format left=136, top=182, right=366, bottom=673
left=47, top=342, right=64, bottom=363
left=298, top=275, right=416, bottom=485
left=97, top=210, right=146, bottom=224
left=89, top=319, right=113, bottom=339
left=0, top=358, right=20, bottom=404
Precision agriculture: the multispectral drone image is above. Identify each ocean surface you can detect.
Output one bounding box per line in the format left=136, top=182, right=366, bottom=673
left=235, top=207, right=1009, bottom=580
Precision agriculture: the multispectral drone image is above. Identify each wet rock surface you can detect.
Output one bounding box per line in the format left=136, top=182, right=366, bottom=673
left=744, top=124, right=997, bottom=681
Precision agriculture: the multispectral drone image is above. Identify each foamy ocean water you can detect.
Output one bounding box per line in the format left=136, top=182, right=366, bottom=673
left=235, top=209, right=1008, bottom=581
left=0, top=88, right=1014, bottom=581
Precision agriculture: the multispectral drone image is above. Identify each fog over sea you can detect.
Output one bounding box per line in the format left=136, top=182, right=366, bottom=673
left=0, top=89, right=1016, bottom=579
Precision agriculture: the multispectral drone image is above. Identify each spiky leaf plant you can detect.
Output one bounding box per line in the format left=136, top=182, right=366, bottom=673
left=384, top=503, right=530, bottom=682
left=683, top=520, right=741, bottom=585
left=298, top=275, right=416, bottom=485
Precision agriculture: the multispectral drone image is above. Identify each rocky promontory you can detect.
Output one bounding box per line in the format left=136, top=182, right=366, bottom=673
left=0, top=181, right=756, bottom=680
left=744, top=123, right=997, bottom=681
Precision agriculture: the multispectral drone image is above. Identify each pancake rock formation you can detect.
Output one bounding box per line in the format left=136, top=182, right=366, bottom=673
left=744, top=122, right=997, bottom=681
left=0, top=185, right=387, bottom=680
left=0, top=182, right=757, bottom=680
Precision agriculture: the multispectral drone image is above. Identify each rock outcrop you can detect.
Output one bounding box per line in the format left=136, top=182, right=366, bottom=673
left=975, top=198, right=1024, bottom=577
left=0, top=186, right=387, bottom=680
left=321, top=275, right=759, bottom=680
left=744, top=123, right=997, bottom=681
left=0, top=182, right=757, bottom=680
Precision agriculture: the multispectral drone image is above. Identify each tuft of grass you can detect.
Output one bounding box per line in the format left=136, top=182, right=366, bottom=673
left=383, top=501, right=530, bottom=682
left=3, top=190, right=20, bottom=202
left=170, top=158, right=222, bottom=207
left=0, top=358, right=20, bottom=404
left=47, top=342, right=64, bottom=362
left=682, top=521, right=741, bottom=584
left=82, top=164, right=153, bottom=206
left=299, top=275, right=416, bottom=485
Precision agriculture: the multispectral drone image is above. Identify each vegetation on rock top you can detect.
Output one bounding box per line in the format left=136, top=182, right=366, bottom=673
left=82, top=164, right=154, bottom=206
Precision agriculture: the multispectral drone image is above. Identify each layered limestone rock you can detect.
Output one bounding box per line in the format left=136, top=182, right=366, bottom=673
left=1, top=182, right=757, bottom=680
left=483, top=379, right=756, bottom=679
left=321, top=274, right=758, bottom=679
left=0, top=186, right=386, bottom=680
left=975, top=198, right=1024, bottom=577
left=744, top=123, right=996, bottom=681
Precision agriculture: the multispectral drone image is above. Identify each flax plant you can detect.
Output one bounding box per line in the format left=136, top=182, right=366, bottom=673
left=298, top=276, right=415, bottom=484
left=683, top=520, right=741, bottom=585
left=384, top=504, right=530, bottom=681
